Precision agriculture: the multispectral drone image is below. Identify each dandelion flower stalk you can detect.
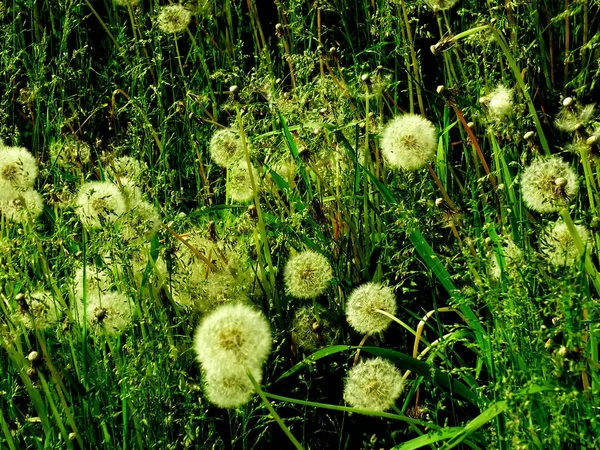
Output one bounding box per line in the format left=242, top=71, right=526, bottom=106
left=246, top=370, right=304, bottom=450
left=234, top=103, right=280, bottom=318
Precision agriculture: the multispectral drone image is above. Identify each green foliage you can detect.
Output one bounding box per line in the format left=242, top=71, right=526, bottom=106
left=1, top=0, right=600, bottom=448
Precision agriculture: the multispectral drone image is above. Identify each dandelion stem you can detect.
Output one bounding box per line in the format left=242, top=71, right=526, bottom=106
left=247, top=370, right=304, bottom=450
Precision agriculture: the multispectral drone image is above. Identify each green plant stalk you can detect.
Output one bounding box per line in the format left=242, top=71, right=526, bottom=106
left=398, top=0, right=424, bottom=114
left=560, top=208, right=600, bottom=292
left=236, top=105, right=281, bottom=320
left=489, top=27, right=551, bottom=156
left=247, top=370, right=304, bottom=450
left=0, top=408, right=16, bottom=450
left=263, top=392, right=427, bottom=425
left=38, top=372, right=72, bottom=448
left=375, top=309, right=417, bottom=336
left=578, top=145, right=598, bottom=214
left=185, top=29, right=219, bottom=119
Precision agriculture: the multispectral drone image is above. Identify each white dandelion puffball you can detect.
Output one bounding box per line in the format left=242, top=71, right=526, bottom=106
left=202, top=367, right=262, bottom=409
left=284, top=250, right=332, bottom=299
left=343, top=358, right=404, bottom=412
left=488, top=238, right=523, bottom=281
left=193, top=303, right=272, bottom=376
left=209, top=128, right=244, bottom=168
left=75, top=291, right=133, bottom=335
left=49, top=138, right=90, bottom=169
left=228, top=161, right=259, bottom=202
left=17, top=291, right=64, bottom=330
left=73, top=266, right=112, bottom=299
left=0, top=145, right=38, bottom=196
left=120, top=200, right=161, bottom=243
left=346, top=282, right=397, bottom=334
left=156, top=4, right=192, bottom=34
left=0, top=189, right=44, bottom=223
left=110, top=156, right=146, bottom=181
left=75, top=181, right=126, bottom=228
left=483, top=85, right=513, bottom=120
left=520, top=157, right=578, bottom=213
left=541, top=221, right=592, bottom=268
left=424, top=0, right=459, bottom=12
left=380, top=114, right=437, bottom=170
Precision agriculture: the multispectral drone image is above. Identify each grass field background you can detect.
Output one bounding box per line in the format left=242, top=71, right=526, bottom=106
left=1, top=0, right=600, bottom=448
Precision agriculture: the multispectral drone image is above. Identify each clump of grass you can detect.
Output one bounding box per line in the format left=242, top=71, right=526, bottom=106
left=0, top=0, right=599, bottom=448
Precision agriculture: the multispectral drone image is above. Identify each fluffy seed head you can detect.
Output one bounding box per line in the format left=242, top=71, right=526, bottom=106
left=0, top=189, right=44, bottom=223
left=520, top=157, right=578, bottom=213
left=157, top=4, right=192, bottom=34
left=554, top=102, right=596, bottom=132
left=0, top=145, right=38, bottom=195
left=16, top=291, right=64, bottom=330
left=292, top=305, right=341, bottom=352
left=73, top=266, right=112, bottom=300
left=49, top=137, right=90, bottom=169
left=194, top=303, right=272, bottom=376
left=424, top=0, right=459, bottom=12
left=284, top=250, right=332, bottom=299
left=77, top=291, right=133, bottom=335
left=482, top=85, right=513, bottom=120
left=209, top=128, right=244, bottom=168
left=343, top=358, right=404, bottom=412
left=75, top=181, right=126, bottom=228
left=346, top=282, right=397, bottom=334
left=228, top=161, right=259, bottom=202
left=541, top=221, right=592, bottom=267
left=120, top=200, right=161, bottom=243
left=380, top=114, right=437, bottom=170
left=202, top=368, right=262, bottom=409
left=488, top=238, right=523, bottom=281
left=110, top=156, right=146, bottom=181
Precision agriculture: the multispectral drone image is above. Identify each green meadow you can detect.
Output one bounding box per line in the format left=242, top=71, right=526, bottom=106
left=1, top=0, right=600, bottom=448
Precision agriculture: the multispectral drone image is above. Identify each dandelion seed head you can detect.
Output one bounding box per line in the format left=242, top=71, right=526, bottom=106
left=488, top=238, right=523, bottom=281
left=78, top=291, right=133, bottom=335
left=482, top=85, right=513, bottom=120
left=292, top=305, right=341, bottom=352
left=157, top=4, right=192, bottom=34
left=541, top=221, right=592, bottom=267
left=0, top=189, right=44, bottom=223
left=73, top=266, right=112, bottom=300
left=346, top=282, right=397, bottom=334
left=0, top=145, right=38, bottom=193
left=284, top=250, right=332, bottom=299
left=75, top=181, right=126, bottom=228
left=343, top=357, right=404, bottom=412
left=110, top=156, right=146, bottom=181
left=120, top=200, right=161, bottom=243
left=520, top=157, right=578, bottom=213
left=202, top=367, right=262, bottom=409
left=380, top=114, right=437, bottom=170
left=209, top=128, right=244, bottom=167
left=49, top=137, right=90, bottom=169
left=424, top=0, right=459, bottom=12
left=16, top=291, right=64, bottom=330
left=193, top=303, right=271, bottom=376
left=228, top=161, right=258, bottom=202
left=554, top=102, right=596, bottom=132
